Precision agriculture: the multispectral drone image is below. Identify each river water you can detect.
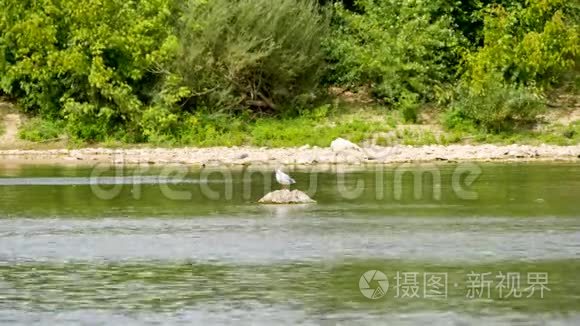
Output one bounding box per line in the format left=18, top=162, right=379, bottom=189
left=0, top=162, right=579, bottom=325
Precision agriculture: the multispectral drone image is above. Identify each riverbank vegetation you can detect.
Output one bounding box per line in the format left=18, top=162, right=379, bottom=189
left=0, top=0, right=578, bottom=147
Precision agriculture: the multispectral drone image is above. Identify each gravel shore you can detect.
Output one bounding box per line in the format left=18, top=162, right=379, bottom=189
left=0, top=144, right=578, bottom=165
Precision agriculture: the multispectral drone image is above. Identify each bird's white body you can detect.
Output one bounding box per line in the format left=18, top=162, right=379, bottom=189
left=275, top=169, right=295, bottom=187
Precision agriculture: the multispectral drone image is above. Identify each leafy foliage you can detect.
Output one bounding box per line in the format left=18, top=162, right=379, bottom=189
left=0, top=0, right=328, bottom=142
left=447, top=0, right=578, bottom=132
left=324, top=0, right=462, bottom=105
left=0, top=0, right=176, bottom=141
left=449, top=75, right=545, bottom=132
left=160, top=0, right=328, bottom=115
left=463, top=0, right=579, bottom=90
left=0, top=0, right=578, bottom=143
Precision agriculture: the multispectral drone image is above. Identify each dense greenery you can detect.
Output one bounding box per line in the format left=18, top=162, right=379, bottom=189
left=0, top=0, right=176, bottom=141
left=0, top=0, right=578, bottom=144
left=452, top=0, right=579, bottom=131
left=142, top=0, right=329, bottom=143
left=324, top=0, right=462, bottom=105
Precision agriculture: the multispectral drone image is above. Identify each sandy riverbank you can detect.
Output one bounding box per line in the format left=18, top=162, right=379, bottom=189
left=0, top=143, right=578, bottom=165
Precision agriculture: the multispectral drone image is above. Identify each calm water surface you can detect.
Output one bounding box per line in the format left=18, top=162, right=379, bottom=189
left=0, top=162, right=579, bottom=325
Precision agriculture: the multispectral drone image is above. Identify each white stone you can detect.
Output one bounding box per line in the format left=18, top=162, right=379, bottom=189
left=330, top=137, right=361, bottom=152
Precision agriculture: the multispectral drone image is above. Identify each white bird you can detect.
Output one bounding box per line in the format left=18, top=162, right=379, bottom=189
left=275, top=168, right=295, bottom=189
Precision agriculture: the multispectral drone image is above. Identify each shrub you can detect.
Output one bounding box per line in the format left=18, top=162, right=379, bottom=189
left=18, top=117, right=64, bottom=142
left=0, top=0, right=328, bottom=141
left=0, top=0, right=178, bottom=140
left=450, top=75, right=545, bottom=132
left=324, top=0, right=462, bottom=104
left=448, top=0, right=577, bottom=133
left=462, top=0, right=579, bottom=90
left=159, top=0, right=329, bottom=115
left=399, top=91, right=420, bottom=123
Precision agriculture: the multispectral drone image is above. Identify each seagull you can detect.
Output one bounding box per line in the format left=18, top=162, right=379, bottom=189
left=275, top=168, right=295, bottom=190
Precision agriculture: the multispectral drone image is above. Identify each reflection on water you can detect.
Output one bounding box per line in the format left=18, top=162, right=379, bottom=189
left=0, top=162, right=579, bottom=324
left=1, top=162, right=579, bottom=218
left=260, top=204, right=314, bottom=218
left=0, top=260, right=579, bottom=323
left=0, top=176, right=209, bottom=185
left=1, top=310, right=579, bottom=326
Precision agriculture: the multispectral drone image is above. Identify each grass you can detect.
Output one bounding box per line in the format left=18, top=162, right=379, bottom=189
left=7, top=101, right=580, bottom=149
left=159, top=107, right=580, bottom=147
left=118, top=103, right=402, bottom=148
left=246, top=113, right=391, bottom=147
left=18, top=117, right=65, bottom=142
left=459, top=121, right=580, bottom=146
left=0, top=102, right=8, bottom=137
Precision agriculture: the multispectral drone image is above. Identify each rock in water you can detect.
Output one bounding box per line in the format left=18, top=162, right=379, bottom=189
left=258, top=189, right=316, bottom=204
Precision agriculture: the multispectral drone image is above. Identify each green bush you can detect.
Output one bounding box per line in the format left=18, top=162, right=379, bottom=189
left=0, top=0, right=177, bottom=141
left=0, top=0, right=328, bottom=142
left=450, top=76, right=545, bottom=132
left=447, top=0, right=577, bottom=133
left=463, top=0, right=578, bottom=90
left=324, top=0, right=462, bottom=104
left=18, top=117, right=64, bottom=142
left=1, top=0, right=578, bottom=144
left=157, top=0, right=328, bottom=115
left=399, top=91, right=420, bottom=123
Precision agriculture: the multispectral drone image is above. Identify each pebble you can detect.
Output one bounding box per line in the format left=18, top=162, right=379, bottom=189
left=0, top=141, right=578, bottom=165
